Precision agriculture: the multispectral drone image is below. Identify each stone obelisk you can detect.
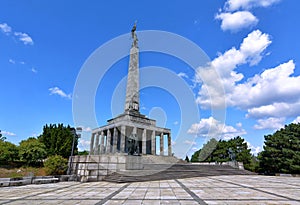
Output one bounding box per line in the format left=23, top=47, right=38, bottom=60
left=125, top=22, right=139, bottom=113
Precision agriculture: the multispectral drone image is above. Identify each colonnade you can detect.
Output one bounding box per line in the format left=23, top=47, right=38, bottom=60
left=90, top=125, right=172, bottom=156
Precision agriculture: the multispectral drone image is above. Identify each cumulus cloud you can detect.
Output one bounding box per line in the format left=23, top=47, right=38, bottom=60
left=195, top=30, right=271, bottom=109
left=225, top=0, right=281, bottom=11
left=177, top=72, right=188, bottom=78
left=216, top=0, right=280, bottom=32
left=188, top=117, right=246, bottom=140
left=247, top=142, right=262, bottom=155
left=194, top=29, right=300, bottom=130
left=49, top=87, right=72, bottom=99
left=9, top=59, right=15, bottom=64
left=78, top=139, right=90, bottom=151
left=184, top=140, right=196, bottom=145
left=0, top=23, right=12, bottom=34
left=81, top=126, right=92, bottom=132
left=1, top=130, right=16, bottom=136
left=253, top=117, right=285, bottom=130
left=14, top=32, right=33, bottom=45
left=216, top=11, right=258, bottom=32
left=234, top=60, right=300, bottom=118
left=292, top=116, right=300, bottom=124
left=0, top=23, right=34, bottom=45
left=31, top=68, right=37, bottom=73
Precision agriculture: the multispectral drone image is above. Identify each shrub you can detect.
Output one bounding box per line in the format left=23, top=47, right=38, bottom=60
left=44, top=155, right=68, bottom=175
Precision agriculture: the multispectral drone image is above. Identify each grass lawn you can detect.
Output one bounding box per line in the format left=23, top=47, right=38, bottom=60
left=0, top=167, right=47, bottom=178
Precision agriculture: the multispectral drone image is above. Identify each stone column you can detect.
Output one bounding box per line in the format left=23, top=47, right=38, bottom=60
left=95, top=132, right=100, bottom=155
left=120, top=126, right=126, bottom=153
left=168, top=132, right=172, bottom=156
left=112, top=127, right=118, bottom=153
left=160, top=133, right=164, bottom=156
left=142, top=129, right=147, bottom=154
left=106, top=129, right=111, bottom=153
left=100, top=131, right=105, bottom=154
left=90, top=133, right=95, bottom=155
left=151, top=131, right=156, bottom=155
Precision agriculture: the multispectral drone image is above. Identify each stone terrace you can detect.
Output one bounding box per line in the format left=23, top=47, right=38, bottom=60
left=0, top=175, right=299, bottom=204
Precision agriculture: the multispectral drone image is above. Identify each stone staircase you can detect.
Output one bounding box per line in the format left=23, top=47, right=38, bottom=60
left=141, top=155, right=185, bottom=164
left=103, top=164, right=255, bottom=183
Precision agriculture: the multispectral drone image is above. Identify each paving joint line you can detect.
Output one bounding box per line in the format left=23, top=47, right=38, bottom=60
left=209, top=177, right=299, bottom=202
left=1, top=182, right=82, bottom=204
left=95, top=183, right=130, bottom=205
left=174, top=179, right=207, bottom=205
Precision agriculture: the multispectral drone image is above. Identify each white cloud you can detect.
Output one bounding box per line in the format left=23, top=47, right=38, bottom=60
left=1, top=23, right=34, bottom=45
left=225, top=0, right=281, bottom=11
left=292, top=116, right=300, bottom=124
left=14, top=32, right=33, bottom=45
left=9, top=59, right=15, bottom=64
left=194, top=29, right=300, bottom=129
left=188, top=117, right=246, bottom=139
left=81, top=126, right=92, bottom=132
left=177, top=72, right=188, bottom=78
left=233, top=60, right=300, bottom=118
left=247, top=142, right=262, bottom=155
left=236, top=122, right=242, bottom=128
left=78, top=139, right=90, bottom=151
left=173, top=121, right=179, bottom=125
left=247, top=102, right=300, bottom=119
left=195, top=30, right=271, bottom=109
left=215, top=11, right=258, bottom=32
left=216, top=0, right=280, bottom=32
left=0, top=23, right=12, bottom=34
left=31, top=68, right=37, bottom=73
left=253, top=117, right=285, bottom=130
left=184, top=140, right=196, bottom=145
left=1, top=130, right=16, bottom=136
left=49, top=87, right=72, bottom=99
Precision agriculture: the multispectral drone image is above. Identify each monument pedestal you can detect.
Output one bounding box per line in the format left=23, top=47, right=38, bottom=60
left=125, top=155, right=143, bottom=170
left=69, top=154, right=181, bottom=181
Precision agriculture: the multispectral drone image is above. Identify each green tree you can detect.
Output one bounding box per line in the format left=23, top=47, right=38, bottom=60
left=0, top=141, right=19, bottom=162
left=229, top=136, right=252, bottom=168
left=190, top=136, right=252, bottom=170
left=44, top=155, right=68, bottom=175
left=191, top=138, right=218, bottom=162
left=78, top=150, right=89, bottom=155
left=259, top=123, right=300, bottom=174
left=0, top=130, right=7, bottom=141
left=19, top=137, right=47, bottom=166
left=38, top=124, right=79, bottom=158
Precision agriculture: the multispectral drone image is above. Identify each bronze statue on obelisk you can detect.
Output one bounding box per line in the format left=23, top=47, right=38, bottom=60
left=125, top=21, right=140, bottom=112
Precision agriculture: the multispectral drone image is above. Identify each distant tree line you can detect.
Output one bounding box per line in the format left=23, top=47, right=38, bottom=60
left=190, top=123, right=300, bottom=174
left=0, top=124, right=88, bottom=174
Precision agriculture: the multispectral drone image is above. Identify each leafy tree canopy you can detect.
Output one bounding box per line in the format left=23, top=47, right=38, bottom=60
left=0, top=130, right=7, bottom=141
left=38, top=124, right=79, bottom=158
left=0, top=140, right=18, bottom=162
left=191, top=136, right=252, bottom=170
left=19, top=137, right=47, bottom=166
left=44, top=155, right=68, bottom=175
left=258, top=123, right=300, bottom=174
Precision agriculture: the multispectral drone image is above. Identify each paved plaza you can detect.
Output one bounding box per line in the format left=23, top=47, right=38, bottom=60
left=0, top=175, right=299, bottom=205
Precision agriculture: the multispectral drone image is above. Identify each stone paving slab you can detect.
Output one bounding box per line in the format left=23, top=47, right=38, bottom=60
left=0, top=175, right=299, bottom=204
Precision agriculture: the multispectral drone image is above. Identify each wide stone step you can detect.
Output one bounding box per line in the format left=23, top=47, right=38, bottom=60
left=103, top=164, right=255, bottom=183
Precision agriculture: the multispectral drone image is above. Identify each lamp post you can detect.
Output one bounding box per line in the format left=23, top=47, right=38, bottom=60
left=67, top=127, right=82, bottom=175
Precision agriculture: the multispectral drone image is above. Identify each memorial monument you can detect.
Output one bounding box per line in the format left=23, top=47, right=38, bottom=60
left=70, top=23, right=177, bottom=182
left=90, top=22, right=172, bottom=156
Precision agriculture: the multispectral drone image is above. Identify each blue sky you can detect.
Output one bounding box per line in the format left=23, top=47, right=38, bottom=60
left=1, top=0, right=300, bottom=158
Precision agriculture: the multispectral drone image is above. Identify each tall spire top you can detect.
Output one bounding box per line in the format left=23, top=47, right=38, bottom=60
left=125, top=22, right=140, bottom=113
left=131, top=21, right=138, bottom=47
